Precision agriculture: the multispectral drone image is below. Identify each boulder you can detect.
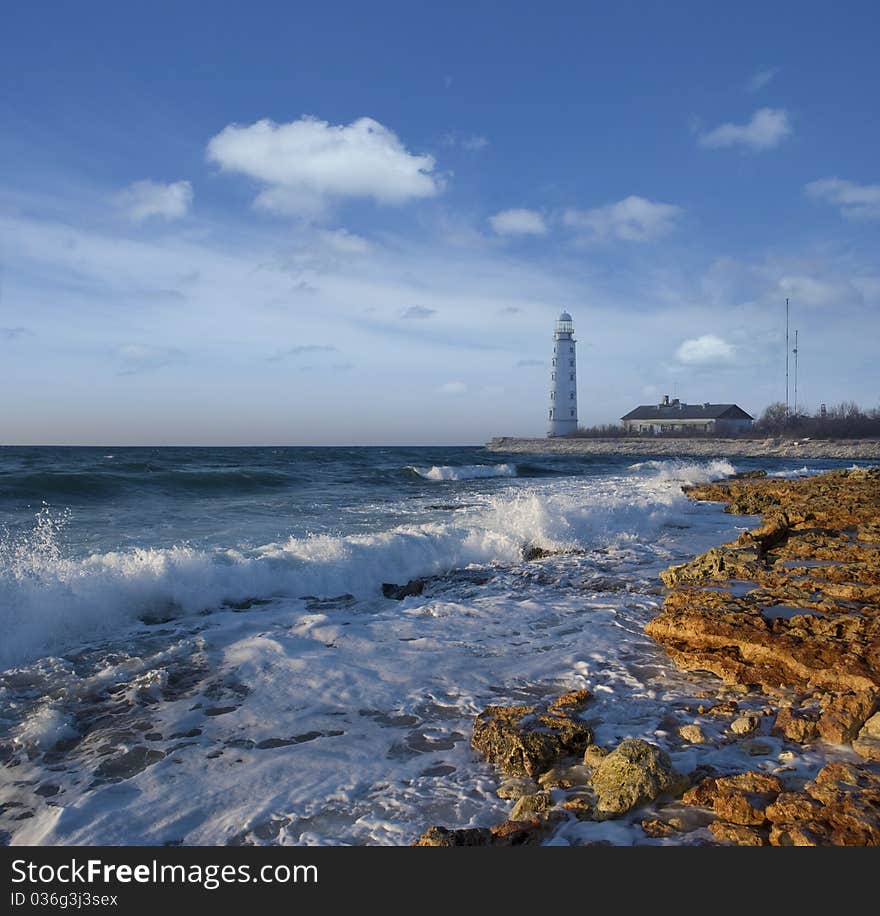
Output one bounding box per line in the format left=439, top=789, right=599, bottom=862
left=510, top=791, right=552, bottom=821
left=678, top=724, right=706, bottom=744
left=852, top=712, right=880, bottom=762
left=590, top=738, right=679, bottom=818
left=772, top=707, right=818, bottom=744
left=472, top=700, right=592, bottom=778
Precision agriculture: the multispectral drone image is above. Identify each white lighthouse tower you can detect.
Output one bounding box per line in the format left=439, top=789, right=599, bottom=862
left=548, top=311, right=578, bottom=437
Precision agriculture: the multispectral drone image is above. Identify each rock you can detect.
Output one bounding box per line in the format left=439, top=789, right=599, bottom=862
left=472, top=699, right=592, bottom=778
left=538, top=764, right=590, bottom=789
left=699, top=700, right=739, bottom=717
left=641, top=818, right=677, bottom=838
left=744, top=739, right=773, bottom=756
left=648, top=471, right=880, bottom=698
left=547, top=688, right=593, bottom=715
left=683, top=772, right=783, bottom=826
left=729, top=470, right=768, bottom=480
left=708, top=821, right=768, bottom=846
left=414, top=826, right=492, bottom=846
left=509, top=791, right=552, bottom=821
left=561, top=795, right=594, bottom=820
left=496, top=777, right=539, bottom=800
left=730, top=715, right=760, bottom=736
left=853, top=712, right=880, bottom=762
left=583, top=745, right=610, bottom=767
left=817, top=690, right=878, bottom=745
left=767, top=762, right=880, bottom=846
left=382, top=579, right=425, bottom=600
left=772, top=707, right=818, bottom=743
left=679, top=724, right=706, bottom=744
left=590, top=738, right=679, bottom=818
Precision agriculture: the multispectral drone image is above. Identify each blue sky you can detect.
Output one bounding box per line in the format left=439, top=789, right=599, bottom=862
left=1, top=1, right=878, bottom=444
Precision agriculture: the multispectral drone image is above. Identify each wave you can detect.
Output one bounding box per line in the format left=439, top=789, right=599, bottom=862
left=0, top=459, right=724, bottom=669
left=0, top=468, right=294, bottom=501
left=627, top=458, right=736, bottom=484
left=406, top=463, right=517, bottom=481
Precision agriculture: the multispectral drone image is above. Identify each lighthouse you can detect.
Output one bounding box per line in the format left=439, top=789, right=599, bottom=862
left=547, top=311, right=578, bottom=437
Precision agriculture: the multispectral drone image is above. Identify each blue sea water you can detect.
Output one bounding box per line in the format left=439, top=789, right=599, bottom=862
left=0, top=446, right=865, bottom=845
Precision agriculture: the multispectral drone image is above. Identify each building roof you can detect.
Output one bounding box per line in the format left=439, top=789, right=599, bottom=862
left=558, top=311, right=572, bottom=322
left=621, top=403, right=754, bottom=422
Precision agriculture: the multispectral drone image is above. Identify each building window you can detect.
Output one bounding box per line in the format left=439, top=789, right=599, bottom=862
left=551, top=372, right=556, bottom=380
left=569, top=373, right=575, bottom=381
left=570, top=359, right=574, bottom=367
left=549, top=409, right=553, bottom=420
left=551, top=358, right=556, bottom=367
left=569, top=392, right=575, bottom=399
left=570, top=409, right=575, bottom=417
left=550, top=391, right=554, bottom=399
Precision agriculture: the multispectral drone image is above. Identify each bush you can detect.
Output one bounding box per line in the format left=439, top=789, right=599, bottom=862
left=755, top=401, right=880, bottom=439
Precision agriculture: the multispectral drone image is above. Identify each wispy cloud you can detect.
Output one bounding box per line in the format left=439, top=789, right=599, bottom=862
left=442, top=131, right=489, bottom=151
left=564, top=196, right=682, bottom=242
left=207, top=115, right=443, bottom=217
left=804, top=177, right=880, bottom=221
left=317, top=228, right=372, bottom=254
left=438, top=381, right=467, bottom=395
left=1, top=326, right=31, bottom=340
left=489, top=208, right=547, bottom=236
left=515, top=358, right=545, bottom=367
left=746, top=66, right=780, bottom=92
left=400, top=305, right=437, bottom=319
left=675, top=334, right=736, bottom=365
left=498, top=306, right=522, bottom=315
left=698, top=108, right=792, bottom=150
left=115, top=180, right=193, bottom=222
left=267, top=344, right=337, bottom=362
left=116, top=343, right=184, bottom=375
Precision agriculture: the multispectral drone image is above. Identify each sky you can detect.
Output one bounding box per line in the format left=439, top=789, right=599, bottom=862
left=1, top=1, right=878, bottom=445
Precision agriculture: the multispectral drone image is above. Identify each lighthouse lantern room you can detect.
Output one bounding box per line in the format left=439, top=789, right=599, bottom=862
left=547, top=311, right=578, bottom=437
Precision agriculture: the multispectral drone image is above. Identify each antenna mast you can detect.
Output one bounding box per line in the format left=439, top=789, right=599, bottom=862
left=785, top=297, right=790, bottom=421
left=793, top=329, right=799, bottom=417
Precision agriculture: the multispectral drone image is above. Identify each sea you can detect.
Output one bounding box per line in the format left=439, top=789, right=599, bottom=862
left=0, top=446, right=865, bottom=846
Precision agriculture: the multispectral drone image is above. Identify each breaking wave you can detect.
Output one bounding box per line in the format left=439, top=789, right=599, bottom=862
left=406, top=463, right=518, bottom=481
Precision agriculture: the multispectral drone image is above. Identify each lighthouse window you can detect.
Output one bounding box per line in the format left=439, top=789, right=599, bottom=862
left=569, top=373, right=575, bottom=381
left=551, top=372, right=556, bottom=380
left=569, top=359, right=574, bottom=367
left=570, top=409, right=575, bottom=417
left=549, top=409, right=553, bottom=420
left=551, top=358, right=556, bottom=367
left=569, top=392, right=575, bottom=399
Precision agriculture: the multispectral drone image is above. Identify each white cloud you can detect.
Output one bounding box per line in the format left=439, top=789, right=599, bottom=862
left=401, top=305, right=436, bottom=319
left=778, top=274, right=864, bottom=309
left=115, top=180, right=193, bottom=222
left=438, top=381, right=467, bottom=395
left=804, top=177, right=880, bottom=221
left=746, top=67, right=780, bottom=92
left=675, top=334, right=736, bottom=365
left=206, top=116, right=442, bottom=216
left=563, top=196, right=682, bottom=242
left=317, top=228, right=372, bottom=254
left=116, top=343, right=184, bottom=374
left=489, top=208, right=547, bottom=236
left=698, top=108, right=792, bottom=150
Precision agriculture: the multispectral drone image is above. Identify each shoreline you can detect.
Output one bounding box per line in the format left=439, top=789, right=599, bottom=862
left=418, top=466, right=880, bottom=846
left=486, top=436, right=880, bottom=460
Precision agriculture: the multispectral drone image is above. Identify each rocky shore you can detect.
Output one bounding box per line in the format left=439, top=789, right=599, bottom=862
left=487, top=437, right=880, bottom=460
left=416, top=467, right=880, bottom=846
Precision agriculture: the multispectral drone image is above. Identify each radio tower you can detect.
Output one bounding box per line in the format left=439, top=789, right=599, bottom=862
left=793, top=329, right=799, bottom=417
left=785, top=297, right=790, bottom=421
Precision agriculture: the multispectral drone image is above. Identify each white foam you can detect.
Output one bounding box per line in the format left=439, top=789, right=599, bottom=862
left=0, top=459, right=724, bottom=669
left=407, top=463, right=517, bottom=481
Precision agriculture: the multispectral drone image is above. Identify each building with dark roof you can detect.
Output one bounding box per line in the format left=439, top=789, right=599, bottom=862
left=621, top=396, right=753, bottom=435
